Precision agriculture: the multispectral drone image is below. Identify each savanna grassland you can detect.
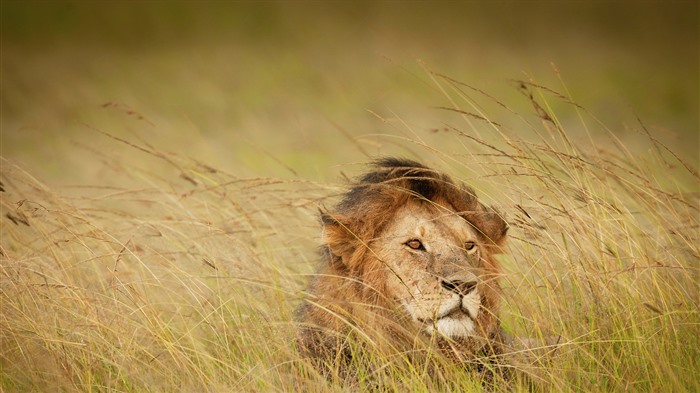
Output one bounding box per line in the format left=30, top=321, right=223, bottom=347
left=1, top=2, right=699, bottom=392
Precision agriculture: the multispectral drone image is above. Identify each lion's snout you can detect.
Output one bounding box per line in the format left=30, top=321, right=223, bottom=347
left=441, top=277, right=478, bottom=297
left=440, top=271, right=479, bottom=297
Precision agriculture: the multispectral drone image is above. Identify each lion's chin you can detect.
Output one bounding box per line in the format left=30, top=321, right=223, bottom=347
left=424, top=313, right=476, bottom=339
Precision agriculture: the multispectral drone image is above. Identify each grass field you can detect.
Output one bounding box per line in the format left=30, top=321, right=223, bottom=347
left=2, top=2, right=699, bottom=392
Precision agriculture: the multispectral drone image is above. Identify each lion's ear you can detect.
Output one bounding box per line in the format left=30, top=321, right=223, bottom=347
left=470, top=204, right=509, bottom=250
left=321, top=213, right=358, bottom=260
left=492, top=222, right=509, bottom=249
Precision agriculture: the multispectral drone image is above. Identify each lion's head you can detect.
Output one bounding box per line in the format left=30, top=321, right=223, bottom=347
left=297, top=158, right=509, bottom=374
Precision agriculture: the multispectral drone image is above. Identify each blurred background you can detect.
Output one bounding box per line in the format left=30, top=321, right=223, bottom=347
left=2, top=0, right=698, bottom=184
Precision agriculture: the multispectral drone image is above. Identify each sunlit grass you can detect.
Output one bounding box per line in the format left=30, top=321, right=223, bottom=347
left=1, top=68, right=698, bottom=392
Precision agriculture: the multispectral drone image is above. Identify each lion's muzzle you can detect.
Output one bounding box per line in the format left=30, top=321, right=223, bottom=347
left=407, top=283, right=482, bottom=339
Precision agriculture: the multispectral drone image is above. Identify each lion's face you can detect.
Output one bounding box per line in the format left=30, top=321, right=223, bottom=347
left=374, top=200, right=492, bottom=340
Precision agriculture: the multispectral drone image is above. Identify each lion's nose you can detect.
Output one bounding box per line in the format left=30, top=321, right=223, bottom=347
left=441, top=279, right=477, bottom=296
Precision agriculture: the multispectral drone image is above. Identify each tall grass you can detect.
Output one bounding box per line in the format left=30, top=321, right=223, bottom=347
left=1, top=71, right=698, bottom=392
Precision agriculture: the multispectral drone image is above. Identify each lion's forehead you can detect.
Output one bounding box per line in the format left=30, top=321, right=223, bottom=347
left=383, top=203, right=477, bottom=244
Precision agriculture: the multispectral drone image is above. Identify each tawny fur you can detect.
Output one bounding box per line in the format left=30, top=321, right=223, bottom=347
left=296, top=158, right=509, bottom=378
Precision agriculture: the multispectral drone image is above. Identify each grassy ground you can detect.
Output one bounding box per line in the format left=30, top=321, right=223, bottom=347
left=2, top=2, right=699, bottom=392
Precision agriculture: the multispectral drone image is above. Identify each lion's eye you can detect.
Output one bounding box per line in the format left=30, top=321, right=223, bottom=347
left=464, top=241, right=478, bottom=253
left=406, top=239, right=424, bottom=250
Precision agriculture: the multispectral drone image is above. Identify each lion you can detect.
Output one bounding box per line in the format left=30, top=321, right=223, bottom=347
left=296, top=158, right=514, bottom=383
